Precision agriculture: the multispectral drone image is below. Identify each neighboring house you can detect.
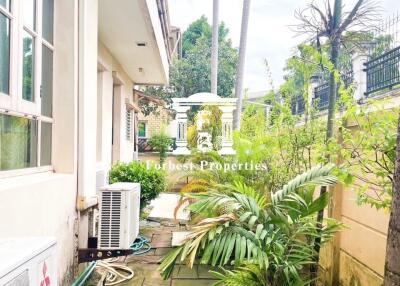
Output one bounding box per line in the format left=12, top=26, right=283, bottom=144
left=135, top=90, right=172, bottom=152
left=0, top=0, right=177, bottom=284
left=245, top=90, right=267, bottom=104
left=243, top=90, right=272, bottom=118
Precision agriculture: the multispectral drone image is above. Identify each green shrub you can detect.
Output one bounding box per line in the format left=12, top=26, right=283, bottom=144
left=109, top=161, right=166, bottom=209
left=148, top=132, right=173, bottom=164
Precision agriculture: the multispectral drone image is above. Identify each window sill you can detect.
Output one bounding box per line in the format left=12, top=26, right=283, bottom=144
left=0, top=166, right=53, bottom=179
left=0, top=170, right=73, bottom=193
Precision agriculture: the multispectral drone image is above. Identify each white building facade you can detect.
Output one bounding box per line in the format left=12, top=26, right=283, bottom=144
left=0, top=0, right=174, bottom=284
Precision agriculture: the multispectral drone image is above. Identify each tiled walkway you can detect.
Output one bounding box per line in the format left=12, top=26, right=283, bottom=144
left=120, top=222, right=219, bottom=286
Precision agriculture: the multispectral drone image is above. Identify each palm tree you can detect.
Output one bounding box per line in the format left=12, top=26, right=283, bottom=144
left=234, top=0, right=251, bottom=130
left=159, top=165, right=342, bottom=285
left=384, top=114, right=400, bottom=285
left=295, top=0, right=380, bottom=276
left=211, top=0, right=219, bottom=94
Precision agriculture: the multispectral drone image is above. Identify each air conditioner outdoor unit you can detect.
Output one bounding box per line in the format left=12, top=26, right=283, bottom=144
left=0, top=237, right=57, bottom=286
left=98, top=182, right=141, bottom=249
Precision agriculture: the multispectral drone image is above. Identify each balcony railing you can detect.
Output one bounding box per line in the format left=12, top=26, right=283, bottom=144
left=365, top=46, right=400, bottom=96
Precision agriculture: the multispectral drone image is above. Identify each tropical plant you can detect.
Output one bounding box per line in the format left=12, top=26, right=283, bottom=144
left=200, top=106, right=222, bottom=150
left=159, top=165, right=342, bottom=285
left=109, top=161, right=166, bottom=209
left=148, top=131, right=173, bottom=165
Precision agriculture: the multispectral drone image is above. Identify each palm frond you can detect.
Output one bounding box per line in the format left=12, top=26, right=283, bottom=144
left=231, top=181, right=268, bottom=208
left=211, top=264, right=267, bottom=286
left=271, top=164, right=337, bottom=205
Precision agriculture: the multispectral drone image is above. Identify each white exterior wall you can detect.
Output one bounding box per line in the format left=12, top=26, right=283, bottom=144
left=0, top=174, right=77, bottom=284
left=0, top=0, right=169, bottom=284
left=98, top=43, right=136, bottom=165
left=0, top=1, right=80, bottom=284
left=96, top=69, right=113, bottom=190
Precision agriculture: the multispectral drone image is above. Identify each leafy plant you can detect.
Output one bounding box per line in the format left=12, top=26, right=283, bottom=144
left=148, top=132, right=173, bottom=164
left=109, top=161, right=166, bottom=209
left=240, top=104, right=266, bottom=139
left=159, top=165, right=342, bottom=285
left=187, top=106, right=222, bottom=151
left=331, top=100, right=398, bottom=210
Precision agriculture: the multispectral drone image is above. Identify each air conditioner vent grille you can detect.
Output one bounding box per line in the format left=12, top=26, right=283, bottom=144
left=99, top=191, right=122, bottom=248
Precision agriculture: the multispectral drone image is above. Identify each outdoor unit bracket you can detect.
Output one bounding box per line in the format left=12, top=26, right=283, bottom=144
left=78, top=248, right=133, bottom=263
left=77, top=195, right=99, bottom=211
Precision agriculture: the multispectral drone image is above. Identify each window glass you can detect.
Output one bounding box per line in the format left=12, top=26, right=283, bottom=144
left=42, top=0, right=53, bottom=43
left=40, top=121, right=51, bottom=165
left=22, top=31, right=34, bottom=102
left=41, top=45, right=53, bottom=117
left=0, top=114, right=38, bottom=170
left=138, top=122, right=146, bottom=138
left=0, top=0, right=10, bottom=11
left=23, top=0, right=35, bottom=31
left=0, top=13, right=10, bottom=94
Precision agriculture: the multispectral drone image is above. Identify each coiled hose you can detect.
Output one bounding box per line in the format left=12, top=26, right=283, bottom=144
left=72, top=235, right=151, bottom=286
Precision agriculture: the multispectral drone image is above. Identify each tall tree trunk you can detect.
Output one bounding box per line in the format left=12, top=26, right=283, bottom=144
left=384, top=113, right=400, bottom=285
left=233, top=0, right=251, bottom=130
left=211, top=0, right=219, bottom=94
left=312, top=0, right=342, bottom=282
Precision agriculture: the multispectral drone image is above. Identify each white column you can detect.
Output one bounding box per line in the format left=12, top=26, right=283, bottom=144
left=78, top=0, right=98, bottom=197
left=308, top=74, right=320, bottom=106
left=173, top=105, right=191, bottom=155
left=352, top=51, right=368, bottom=101
left=77, top=0, right=98, bottom=250
left=219, top=105, right=236, bottom=155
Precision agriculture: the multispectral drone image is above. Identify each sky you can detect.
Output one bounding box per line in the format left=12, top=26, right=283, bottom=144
left=168, top=0, right=400, bottom=93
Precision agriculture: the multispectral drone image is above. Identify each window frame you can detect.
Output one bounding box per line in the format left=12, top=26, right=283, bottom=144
left=0, top=0, right=54, bottom=176
left=125, top=107, right=133, bottom=142
left=138, top=121, right=147, bottom=139
left=0, top=3, right=14, bottom=106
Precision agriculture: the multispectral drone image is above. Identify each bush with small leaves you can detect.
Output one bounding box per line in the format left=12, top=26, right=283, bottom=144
left=148, top=132, right=173, bottom=165
left=109, top=161, right=166, bottom=209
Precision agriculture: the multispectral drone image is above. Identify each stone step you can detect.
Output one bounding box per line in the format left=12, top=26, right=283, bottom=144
left=148, top=193, right=190, bottom=222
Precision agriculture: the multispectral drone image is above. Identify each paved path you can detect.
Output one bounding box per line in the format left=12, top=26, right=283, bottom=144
left=120, top=222, right=219, bottom=286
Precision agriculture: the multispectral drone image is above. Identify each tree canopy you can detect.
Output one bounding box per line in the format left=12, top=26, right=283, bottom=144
left=145, top=16, right=238, bottom=100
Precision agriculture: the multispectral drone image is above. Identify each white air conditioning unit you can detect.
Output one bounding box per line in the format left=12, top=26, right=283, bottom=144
left=0, top=237, right=57, bottom=286
left=98, top=182, right=141, bottom=249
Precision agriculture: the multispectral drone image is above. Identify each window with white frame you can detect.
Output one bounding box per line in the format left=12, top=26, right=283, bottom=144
left=125, top=108, right=133, bottom=141
left=0, top=0, right=54, bottom=172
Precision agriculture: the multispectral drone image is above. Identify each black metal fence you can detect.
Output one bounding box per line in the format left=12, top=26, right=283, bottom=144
left=312, top=70, right=353, bottom=111
left=313, top=83, right=330, bottom=110
left=291, top=95, right=305, bottom=115
left=364, top=46, right=400, bottom=96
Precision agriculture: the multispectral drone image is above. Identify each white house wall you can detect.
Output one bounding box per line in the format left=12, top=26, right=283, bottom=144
left=0, top=174, right=77, bottom=285
left=98, top=42, right=136, bottom=165
left=98, top=0, right=169, bottom=85
left=0, top=0, right=80, bottom=284
left=0, top=0, right=170, bottom=284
